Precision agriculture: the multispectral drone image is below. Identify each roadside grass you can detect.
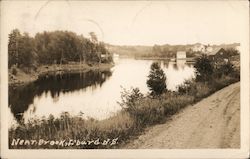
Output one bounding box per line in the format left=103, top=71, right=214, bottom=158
left=9, top=66, right=240, bottom=149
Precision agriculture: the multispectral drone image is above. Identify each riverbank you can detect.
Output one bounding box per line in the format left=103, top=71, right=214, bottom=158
left=135, top=56, right=196, bottom=62
left=9, top=63, right=114, bottom=87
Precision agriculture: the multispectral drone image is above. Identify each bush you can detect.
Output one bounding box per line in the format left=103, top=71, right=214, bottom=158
left=118, top=87, right=144, bottom=115
left=210, top=75, right=239, bottom=92
left=194, top=82, right=211, bottom=99
left=214, top=61, right=235, bottom=78
left=177, top=79, right=211, bottom=99
left=132, top=98, right=165, bottom=125
left=177, top=78, right=196, bottom=95
left=11, top=66, right=18, bottom=75
left=225, top=48, right=240, bottom=57
left=147, top=62, right=167, bottom=96
left=118, top=87, right=165, bottom=125
left=162, top=94, right=194, bottom=115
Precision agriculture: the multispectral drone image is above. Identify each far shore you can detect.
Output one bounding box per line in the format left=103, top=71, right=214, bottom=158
left=9, top=62, right=114, bottom=87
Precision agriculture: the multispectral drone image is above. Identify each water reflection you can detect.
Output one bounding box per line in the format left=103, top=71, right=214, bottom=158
left=163, top=60, right=195, bottom=90
left=9, top=58, right=195, bottom=124
left=9, top=70, right=112, bottom=122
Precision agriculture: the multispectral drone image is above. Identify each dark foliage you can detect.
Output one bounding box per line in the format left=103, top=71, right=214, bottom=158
left=225, top=48, right=240, bottom=57
left=118, top=87, right=144, bottom=114
left=8, top=29, right=113, bottom=69
left=214, top=61, right=235, bottom=78
left=147, top=62, right=167, bottom=96
left=194, top=54, right=214, bottom=82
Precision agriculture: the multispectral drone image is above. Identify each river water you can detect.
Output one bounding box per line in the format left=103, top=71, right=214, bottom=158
left=9, top=58, right=195, bottom=125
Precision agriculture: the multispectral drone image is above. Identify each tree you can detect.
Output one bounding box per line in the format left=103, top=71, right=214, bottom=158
left=8, top=29, right=21, bottom=68
left=152, top=45, right=162, bottom=57
left=89, top=32, right=98, bottom=44
left=8, top=30, right=36, bottom=69
left=194, top=54, right=214, bottom=82
left=225, top=48, right=240, bottom=57
left=9, top=29, right=112, bottom=69
left=18, top=32, right=36, bottom=68
left=147, top=62, right=167, bottom=96
left=34, top=31, right=52, bottom=64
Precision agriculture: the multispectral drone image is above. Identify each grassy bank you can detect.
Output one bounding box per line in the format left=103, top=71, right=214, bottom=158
left=9, top=71, right=239, bottom=149
left=9, top=62, right=114, bottom=86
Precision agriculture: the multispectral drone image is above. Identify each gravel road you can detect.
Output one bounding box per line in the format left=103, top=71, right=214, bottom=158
left=124, top=82, right=240, bottom=149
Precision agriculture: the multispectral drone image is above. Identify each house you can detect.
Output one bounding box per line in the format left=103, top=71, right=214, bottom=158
left=192, top=43, right=206, bottom=52
left=176, top=51, right=186, bottom=59
left=192, top=44, right=214, bottom=54
left=207, top=48, right=228, bottom=62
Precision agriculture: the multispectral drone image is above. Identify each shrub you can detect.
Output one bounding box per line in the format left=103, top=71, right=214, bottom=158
left=118, top=87, right=144, bottom=115
left=162, top=93, right=194, bottom=115
left=147, top=62, right=167, bottom=96
left=131, top=98, right=165, bottom=125
left=118, top=87, right=165, bottom=125
left=11, top=66, right=17, bottom=75
left=210, top=74, right=239, bottom=92
left=214, top=61, right=235, bottom=78
left=194, top=82, right=211, bottom=99
left=178, top=79, right=211, bottom=99
left=225, top=48, right=240, bottom=57
left=219, top=62, right=234, bottom=75
left=177, top=78, right=196, bottom=95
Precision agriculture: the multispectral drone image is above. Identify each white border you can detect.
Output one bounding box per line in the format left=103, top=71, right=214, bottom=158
left=1, top=1, right=249, bottom=159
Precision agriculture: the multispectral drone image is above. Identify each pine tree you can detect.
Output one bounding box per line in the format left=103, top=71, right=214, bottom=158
left=147, top=62, right=167, bottom=96
left=194, top=54, right=214, bottom=82
left=8, top=29, right=21, bottom=68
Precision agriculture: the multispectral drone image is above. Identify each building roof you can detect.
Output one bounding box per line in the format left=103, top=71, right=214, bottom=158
left=207, top=48, right=225, bottom=56
left=177, top=51, right=186, bottom=55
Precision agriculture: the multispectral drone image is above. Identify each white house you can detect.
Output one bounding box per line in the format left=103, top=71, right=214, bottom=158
left=192, top=44, right=205, bottom=52
left=176, top=51, right=186, bottom=59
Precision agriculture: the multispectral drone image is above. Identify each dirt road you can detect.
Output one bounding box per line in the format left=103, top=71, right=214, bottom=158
left=124, top=82, right=240, bottom=149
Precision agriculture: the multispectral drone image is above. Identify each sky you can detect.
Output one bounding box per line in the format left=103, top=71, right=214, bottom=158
left=1, top=0, right=249, bottom=46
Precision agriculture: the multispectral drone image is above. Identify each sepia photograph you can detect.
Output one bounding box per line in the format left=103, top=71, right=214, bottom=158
left=1, top=0, right=249, bottom=158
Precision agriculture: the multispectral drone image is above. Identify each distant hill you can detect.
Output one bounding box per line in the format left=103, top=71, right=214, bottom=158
left=106, top=44, right=152, bottom=57
left=106, top=43, right=240, bottom=58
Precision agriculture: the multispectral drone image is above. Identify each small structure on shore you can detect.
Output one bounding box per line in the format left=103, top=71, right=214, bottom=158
left=176, top=51, right=186, bottom=59
left=207, top=48, right=227, bottom=62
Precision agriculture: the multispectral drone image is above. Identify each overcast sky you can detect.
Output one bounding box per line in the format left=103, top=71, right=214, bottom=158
left=1, top=0, right=248, bottom=45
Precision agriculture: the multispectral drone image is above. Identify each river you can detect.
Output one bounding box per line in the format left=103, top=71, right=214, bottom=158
left=9, top=58, right=195, bottom=126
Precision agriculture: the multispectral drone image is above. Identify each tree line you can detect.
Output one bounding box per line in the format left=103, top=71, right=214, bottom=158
left=150, top=44, right=239, bottom=58
left=8, top=29, right=113, bottom=69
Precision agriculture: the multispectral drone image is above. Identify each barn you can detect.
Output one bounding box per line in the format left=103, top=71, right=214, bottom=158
left=207, top=48, right=227, bottom=62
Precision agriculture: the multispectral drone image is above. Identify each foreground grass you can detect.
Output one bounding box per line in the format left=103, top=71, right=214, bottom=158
left=9, top=72, right=240, bottom=149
